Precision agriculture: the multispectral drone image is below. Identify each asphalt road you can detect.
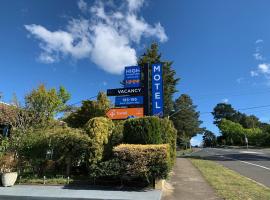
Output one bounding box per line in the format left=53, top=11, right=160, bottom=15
left=192, top=148, right=270, bottom=187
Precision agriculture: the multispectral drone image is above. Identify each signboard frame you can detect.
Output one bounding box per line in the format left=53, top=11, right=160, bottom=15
left=115, top=96, right=144, bottom=107
left=124, top=66, right=141, bottom=88
left=151, top=63, right=164, bottom=117
left=107, top=87, right=144, bottom=96
left=106, top=107, right=144, bottom=120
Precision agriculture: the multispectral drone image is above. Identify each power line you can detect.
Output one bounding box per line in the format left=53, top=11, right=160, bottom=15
left=68, top=95, right=98, bottom=106
left=200, top=104, right=270, bottom=115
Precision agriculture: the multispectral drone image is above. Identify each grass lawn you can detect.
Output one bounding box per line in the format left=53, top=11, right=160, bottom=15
left=18, top=177, right=73, bottom=185
left=190, top=158, right=270, bottom=200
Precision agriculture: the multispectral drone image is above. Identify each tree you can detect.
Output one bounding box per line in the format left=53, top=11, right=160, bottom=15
left=218, top=119, right=263, bottom=146
left=25, top=84, right=70, bottom=127
left=212, top=103, right=239, bottom=125
left=239, top=114, right=260, bottom=129
left=64, top=92, right=111, bottom=128
left=171, top=94, right=202, bottom=147
left=202, top=130, right=217, bottom=147
left=138, top=43, right=180, bottom=116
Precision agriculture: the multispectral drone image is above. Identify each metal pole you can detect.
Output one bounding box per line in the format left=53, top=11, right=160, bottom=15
left=143, top=63, right=150, bottom=116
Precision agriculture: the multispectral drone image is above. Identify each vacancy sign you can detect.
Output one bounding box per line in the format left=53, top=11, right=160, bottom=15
left=106, top=108, right=144, bottom=119
left=152, top=63, right=164, bottom=117
left=107, top=87, right=143, bottom=96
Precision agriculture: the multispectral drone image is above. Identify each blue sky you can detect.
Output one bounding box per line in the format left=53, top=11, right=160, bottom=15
left=1, top=0, right=270, bottom=145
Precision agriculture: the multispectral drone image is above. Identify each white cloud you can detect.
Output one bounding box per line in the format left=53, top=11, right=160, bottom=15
left=90, top=24, right=137, bottom=74
left=253, top=52, right=264, bottom=61
left=236, top=77, right=244, bottom=83
left=258, top=63, right=270, bottom=74
left=25, top=0, right=168, bottom=74
left=255, top=39, right=263, bottom=44
left=25, top=23, right=92, bottom=62
left=222, top=98, right=229, bottom=103
left=38, top=53, right=56, bottom=64
left=250, top=70, right=259, bottom=77
left=78, top=0, right=88, bottom=13
left=126, top=0, right=144, bottom=12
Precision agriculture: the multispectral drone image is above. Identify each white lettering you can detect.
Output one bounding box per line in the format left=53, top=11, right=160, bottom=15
left=155, top=92, right=160, bottom=99
left=155, top=83, right=160, bottom=90
left=155, top=102, right=161, bottom=109
left=153, top=65, right=161, bottom=72
left=154, top=74, right=160, bottom=81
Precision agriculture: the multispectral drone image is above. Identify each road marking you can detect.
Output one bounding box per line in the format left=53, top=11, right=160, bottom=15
left=240, top=151, right=264, bottom=154
left=219, top=155, right=270, bottom=171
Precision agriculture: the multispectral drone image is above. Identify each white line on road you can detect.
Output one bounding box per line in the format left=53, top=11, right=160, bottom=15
left=219, top=155, right=270, bottom=171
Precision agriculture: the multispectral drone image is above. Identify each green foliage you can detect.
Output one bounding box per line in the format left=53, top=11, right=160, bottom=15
left=123, top=117, right=176, bottom=169
left=113, top=144, right=170, bottom=183
left=171, top=94, right=202, bottom=147
left=84, top=117, right=114, bottom=168
left=50, top=127, right=90, bottom=176
left=90, top=158, right=123, bottom=179
left=138, top=43, right=180, bottom=116
left=203, top=130, right=217, bottom=147
left=218, top=119, right=263, bottom=146
left=123, top=116, right=162, bottom=144
left=0, top=137, right=10, bottom=158
left=212, top=103, right=260, bottom=129
left=17, top=127, right=91, bottom=176
left=25, top=84, right=70, bottom=127
left=160, top=118, right=177, bottom=168
left=17, top=129, right=49, bottom=162
left=212, top=103, right=238, bottom=125
left=65, top=92, right=110, bottom=128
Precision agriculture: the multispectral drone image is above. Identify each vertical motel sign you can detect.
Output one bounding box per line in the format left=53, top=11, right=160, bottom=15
left=152, top=63, right=164, bottom=117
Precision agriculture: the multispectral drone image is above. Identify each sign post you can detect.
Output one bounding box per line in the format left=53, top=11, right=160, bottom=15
left=143, top=63, right=150, bottom=116
left=151, top=63, right=164, bottom=117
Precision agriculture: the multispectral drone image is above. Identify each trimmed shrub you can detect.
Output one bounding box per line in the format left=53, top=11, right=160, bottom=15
left=113, top=144, right=170, bottom=183
left=160, top=118, right=177, bottom=168
left=123, top=117, right=177, bottom=169
left=84, top=117, right=114, bottom=168
left=123, top=117, right=162, bottom=144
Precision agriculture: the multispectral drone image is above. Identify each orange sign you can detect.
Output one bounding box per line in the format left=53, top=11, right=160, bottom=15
left=106, top=108, right=144, bottom=119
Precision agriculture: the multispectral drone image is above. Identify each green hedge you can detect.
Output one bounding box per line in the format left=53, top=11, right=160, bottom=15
left=123, top=117, right=177, bottom=168
left=113, top=144, right=170, bottom=183
left=123, top=116, right=162, bottom=144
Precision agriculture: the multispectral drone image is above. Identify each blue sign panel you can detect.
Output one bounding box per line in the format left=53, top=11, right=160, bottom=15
left=115, top=96, right=143, bottom=106
left=152, top=63, right=164, bottom=117
left=124, top=66, right=141, bottom=88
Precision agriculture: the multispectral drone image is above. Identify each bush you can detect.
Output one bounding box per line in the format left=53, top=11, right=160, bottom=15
left=160, top=118, right=177, bottom=168
left=123, top=117, right=177, bottom=169
left=123, top=117, right=162, bottom=144
left=84, top=117, right=114, bottom=168
left=50, top=127, right=91, bottom=176
left=113, top=144, right=170, bottom=183
left=17, top=127, right=91, bottom=176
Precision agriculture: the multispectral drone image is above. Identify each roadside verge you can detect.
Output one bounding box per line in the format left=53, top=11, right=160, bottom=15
left=190, top=158, right=270, bottom=200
